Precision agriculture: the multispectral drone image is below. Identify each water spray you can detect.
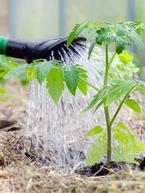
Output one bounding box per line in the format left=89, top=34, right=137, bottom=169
left=0, top=35, right=133, bottom=171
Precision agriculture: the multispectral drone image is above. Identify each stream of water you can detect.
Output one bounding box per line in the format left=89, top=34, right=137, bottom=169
left=24, top=46, right=131, bottom=171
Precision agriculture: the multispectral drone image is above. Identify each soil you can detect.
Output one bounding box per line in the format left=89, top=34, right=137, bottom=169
left=1, top=138, right=145, bottom=193
left=75, top=160, right=145, bottom=176
left=0, top=80, right=145, bottom=192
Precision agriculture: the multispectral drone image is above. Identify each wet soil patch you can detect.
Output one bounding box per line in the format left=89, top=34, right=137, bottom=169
left=75, top=159, right=145, bottom=176
left=139, top=157, right=145, bottom=170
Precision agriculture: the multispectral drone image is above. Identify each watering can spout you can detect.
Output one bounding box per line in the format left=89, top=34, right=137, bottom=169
left=0, top=36, right=86, bottom=63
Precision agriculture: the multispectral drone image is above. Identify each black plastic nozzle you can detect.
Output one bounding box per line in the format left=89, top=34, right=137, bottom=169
left=6, top=37, right=86, bottom=63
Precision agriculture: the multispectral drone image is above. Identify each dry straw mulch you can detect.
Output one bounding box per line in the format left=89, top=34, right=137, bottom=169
left=0, top=132, right=144, bottom=193
left=0, top=81, right=145, bottom=193
left=0, top=160, right=145, bottom=193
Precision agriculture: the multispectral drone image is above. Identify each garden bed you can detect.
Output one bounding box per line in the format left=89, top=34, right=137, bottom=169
left=0, top=123, right=145, bottom=193
left=0, top=138, right=145, bottom=193
left=0, top=81, right=145, bottom=193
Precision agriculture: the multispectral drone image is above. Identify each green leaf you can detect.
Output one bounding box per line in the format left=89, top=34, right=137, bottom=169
left=4, top=65, right=26, bottom=80
left=118, top=50, right=134, bottom=64
left=129, top=30, right=144, bottom=51
left=133, top=80, right=145, bottom=93
left=77, top=67, right=88, bottom=95
left=46, top=64, right=64, bottom=104
left=88, top=42, right=96, bottom=59
left=115, top=23, right=144, bottom=52
left=113, top=121, right=145, bottom=159
left=121, top=21, right=145, bottom=34
left=0, top=86, right=6, bottom=94
left=96, top=27, right=109, bottom=45
left=105, top=79, right=136, bottom=105
left=26, top=66, right=35, bottom=81
left=113, top=145, right=135, bottom=162
left=131, top=136, right=145, bottom=153
left=84, top=88, right=108, bottom=112
left=86, top=125, right=103, bottom=136
left=67, top=31, right=76, bottom=47
left=67, top=23, right=86, bottom=46
left=113, top=127, right=129, bottom=143
left=116, top=44, right=125, bottom=54
left=116, top=121, right=131, bottom=133
left=35, top=61, right=50, bottom=84
left=113, top=128, right=137, bottom=162
left=78, top=78, right=87, bottom=96
left=125, top=98, right=141, bottom=113
left=64, top=65, right=79, bottom=95
left=85, top=79, right=138, bottom=112
left=86, top=133, right=107, bottom=165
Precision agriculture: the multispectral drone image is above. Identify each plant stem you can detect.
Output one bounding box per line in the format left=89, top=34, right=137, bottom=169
left=109, top=52, right=116, bottom=68
left=104, top=45, right=111, bottom=164
left=80, top=78, right=99, bottom=91
left=79, top=53, right=116, bottom=93
left=104, top=46, right=109, bottom=87
left=109, top=87, right=135, bottom=128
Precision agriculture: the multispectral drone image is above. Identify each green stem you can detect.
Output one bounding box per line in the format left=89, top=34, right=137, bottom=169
left=109, top=52, right=116, bottom=68
left=104, top=46, right=109, bottom=87
left=109, top=87, right=135, bottom=128
left=80, top=78, right=99, bottom=91
left=79, top=53, right=116, bottom=93
left=104, top=45, right=111, bottom=164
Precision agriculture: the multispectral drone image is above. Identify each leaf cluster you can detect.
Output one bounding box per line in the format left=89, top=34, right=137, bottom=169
left=84, top=78, right=144, bottom=113
left=3, top=60, right=88, bottom=104
left=67, top=21, right=145, bottom=58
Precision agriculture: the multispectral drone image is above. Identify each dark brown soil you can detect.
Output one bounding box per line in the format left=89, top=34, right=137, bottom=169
left=75, top=159, right=145, bottom=176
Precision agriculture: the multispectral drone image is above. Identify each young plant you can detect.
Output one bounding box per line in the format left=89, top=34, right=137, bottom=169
left=68, top=21, right=145, bottom=164
left=2, top=21, right=145, bottom=165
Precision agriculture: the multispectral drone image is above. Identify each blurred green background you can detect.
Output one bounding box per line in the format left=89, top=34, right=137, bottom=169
left=0, top=0, right=145, bottom=78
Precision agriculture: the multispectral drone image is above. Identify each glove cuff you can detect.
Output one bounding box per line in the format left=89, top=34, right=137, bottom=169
left=0, top=36, right=8, bottom=55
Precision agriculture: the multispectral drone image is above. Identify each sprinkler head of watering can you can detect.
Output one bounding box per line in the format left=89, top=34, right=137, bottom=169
left=26, top=36, right=87, bottom=63
left=0, top=36, right=86, bottom=64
